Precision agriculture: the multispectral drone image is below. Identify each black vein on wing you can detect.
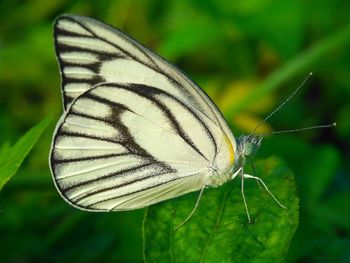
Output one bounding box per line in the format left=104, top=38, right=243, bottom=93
left=62, top=162, right=156, bottom=193
left=72, top=164, right=172, bottom=204
left=121, top=83, right=217, bottom=160
left=54, top=152, right=130, bottom=164
left=83, top=176, right=180, bottom=209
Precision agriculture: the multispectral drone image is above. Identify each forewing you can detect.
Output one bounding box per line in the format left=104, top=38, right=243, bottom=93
left=54, top=14, right=234, bottom=147
left=50, top=83, right=230, bottom=211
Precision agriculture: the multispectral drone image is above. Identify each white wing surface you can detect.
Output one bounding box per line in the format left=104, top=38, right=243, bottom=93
left=54, top=15, right=234, bottom=143
left=51, top=15, right=236, bottom=211
left=50, top=83, right=233, bottom=210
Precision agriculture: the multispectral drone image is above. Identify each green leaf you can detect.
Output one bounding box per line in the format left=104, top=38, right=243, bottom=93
left=0, top=142, right=11, bottom=161
left=143, top=157, right=299, bottom=263
left=0, top=115, right=52, bottom=191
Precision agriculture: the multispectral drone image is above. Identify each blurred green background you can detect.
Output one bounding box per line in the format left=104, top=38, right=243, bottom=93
left=0, top=0, right=349, bottom=262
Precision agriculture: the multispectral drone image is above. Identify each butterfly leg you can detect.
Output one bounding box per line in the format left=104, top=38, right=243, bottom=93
left=240, top=167, right=252, bottom=223
left=175, top=186, right=206, bottom=230
left=250, top=162, right=264, bottom=192
left=243, top=174, right=287, bottom=209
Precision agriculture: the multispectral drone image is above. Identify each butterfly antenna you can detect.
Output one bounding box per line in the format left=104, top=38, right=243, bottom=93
left=269, top=122, right=336, bottom=135
left=250, top=72, right=313, bottom=136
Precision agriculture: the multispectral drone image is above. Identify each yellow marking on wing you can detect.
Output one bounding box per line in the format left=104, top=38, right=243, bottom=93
left=223, top=134, right=235, bottom=165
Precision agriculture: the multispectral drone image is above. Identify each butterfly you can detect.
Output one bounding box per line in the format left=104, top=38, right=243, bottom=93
left=49, top=14, right=285, bottom=225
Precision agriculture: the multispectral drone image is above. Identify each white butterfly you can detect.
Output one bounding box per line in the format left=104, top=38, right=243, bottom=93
left=49, top=14, right=285, bottom=224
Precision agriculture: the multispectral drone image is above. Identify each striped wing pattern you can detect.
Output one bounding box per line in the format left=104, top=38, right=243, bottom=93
left=50, top=15, right=236, bottom=211
left=51, top=83, right=230, bottom=210
left=54, top=15, right=233, bottom=142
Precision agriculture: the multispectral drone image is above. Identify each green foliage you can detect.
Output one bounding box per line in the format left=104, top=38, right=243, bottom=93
left=226, top=23, right=350, bottom=117
left=0, top=116, right=52, bottom=191
left=158, top=18, right=224, bottom=60
left=259, top=138, right=344, bottom=262
left=143, top=158, right=299, bottom=263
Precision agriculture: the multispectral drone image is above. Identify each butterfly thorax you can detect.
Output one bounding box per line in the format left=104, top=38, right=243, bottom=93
left=202, top=163, right=229, bottom=188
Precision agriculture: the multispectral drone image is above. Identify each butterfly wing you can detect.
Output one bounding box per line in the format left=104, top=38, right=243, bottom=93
left=50, top=83, right=233, bottom=210
left=54, top=15, right=233, bottom=141
left=51, top=15, right=236, bottom=211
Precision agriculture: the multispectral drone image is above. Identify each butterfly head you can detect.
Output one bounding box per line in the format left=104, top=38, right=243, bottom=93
left=236, top=135, right=263, bottom=166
